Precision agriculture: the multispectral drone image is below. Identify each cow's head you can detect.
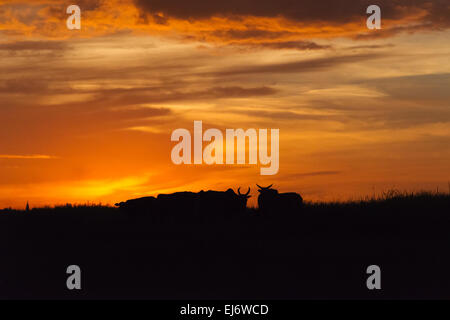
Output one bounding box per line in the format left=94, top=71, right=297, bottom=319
left=236, top=187, right=251, bottom=206
left=256, top=184, right=278, bottom=196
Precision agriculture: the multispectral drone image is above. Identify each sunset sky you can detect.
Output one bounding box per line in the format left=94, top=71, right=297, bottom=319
left=0, top=0, right=449, bottom=208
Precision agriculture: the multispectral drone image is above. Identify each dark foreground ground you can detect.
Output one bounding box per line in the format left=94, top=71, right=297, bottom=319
left=1, top=191, right=449, bottom=299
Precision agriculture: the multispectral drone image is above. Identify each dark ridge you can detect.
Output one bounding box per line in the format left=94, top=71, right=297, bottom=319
left=1, top=191, right=449, bottom=299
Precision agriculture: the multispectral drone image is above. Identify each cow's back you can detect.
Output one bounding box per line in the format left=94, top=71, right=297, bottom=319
left=157, top=192, right=198, bottom=221
left=279, top=192, right=303, bottom=212
left=197, top=190, right=239, bottom=220
left=116, top=196, right=158, bottom=217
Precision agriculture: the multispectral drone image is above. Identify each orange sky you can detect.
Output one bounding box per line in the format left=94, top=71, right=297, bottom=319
left=0, top=0, right=449, bottom=208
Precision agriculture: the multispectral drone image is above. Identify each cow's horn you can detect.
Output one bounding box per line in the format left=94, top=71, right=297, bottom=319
left=237, top=187, right=241, bottom=195
left=245, top=187, right=250, bottom=196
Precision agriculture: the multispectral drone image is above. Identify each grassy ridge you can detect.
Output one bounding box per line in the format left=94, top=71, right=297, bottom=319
left=2, top=190, right=449, bottom=215
left=1, top=190, right=449, bottom=299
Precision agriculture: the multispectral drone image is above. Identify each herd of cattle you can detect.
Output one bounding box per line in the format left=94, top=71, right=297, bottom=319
left=115, top=185, right=303, bottom=220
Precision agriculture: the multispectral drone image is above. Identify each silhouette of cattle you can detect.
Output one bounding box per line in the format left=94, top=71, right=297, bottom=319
left=256, top=184, right=303, bottom=215
left=197, top=188, right=251, bottom=220
left=115, top=188, right=251, bottom=221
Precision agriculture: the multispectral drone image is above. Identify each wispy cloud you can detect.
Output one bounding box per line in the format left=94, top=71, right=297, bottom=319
left=210, top=53, right=383, bottom=76
left=1, top=0, right=448, bottom=46
left=0, top=154, right=57, bottom=159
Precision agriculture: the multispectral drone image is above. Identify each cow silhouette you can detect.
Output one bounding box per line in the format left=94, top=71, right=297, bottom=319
left=256, top=184, right=303, bottom=215
left=197, top=187, right=251, bottom=220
